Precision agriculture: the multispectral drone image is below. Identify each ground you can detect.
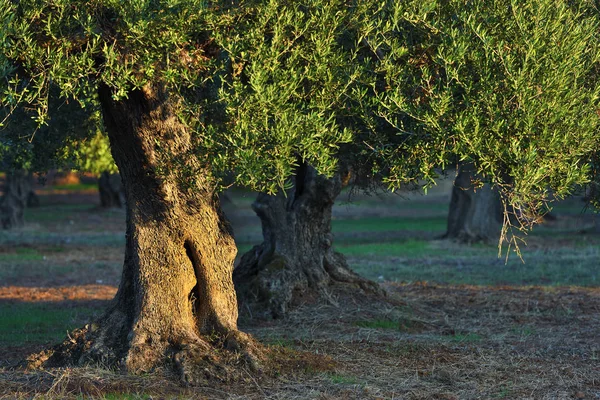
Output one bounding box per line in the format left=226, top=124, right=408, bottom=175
left=0, top=175, right=598, bottom=399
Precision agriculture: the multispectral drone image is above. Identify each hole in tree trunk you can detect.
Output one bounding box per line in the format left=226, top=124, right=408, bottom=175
left=184, top=240, right=202, bottom=316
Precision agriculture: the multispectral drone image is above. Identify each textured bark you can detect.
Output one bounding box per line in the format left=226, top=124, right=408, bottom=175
left=98, top=171, right=125, bottom=208
left=234, top=164, right=383, bottom=318
left=444, top=164, right=503, bottom=243
left=0, top=170, right=31, bottom=229
left=28, top=84, right=259, bottom=381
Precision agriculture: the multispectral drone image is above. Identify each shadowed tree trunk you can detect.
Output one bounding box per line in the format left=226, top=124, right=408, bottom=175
left=0, top=170, right=32, bottom=229
left=26, top=172, right=40, bottom=208
left=444, top=164, right=503, bottom=243
left=98, top=171, right=125, bottom=208
left=28, top=84, right=259, bottom=382
left=234, top=163, right=382, bottom=318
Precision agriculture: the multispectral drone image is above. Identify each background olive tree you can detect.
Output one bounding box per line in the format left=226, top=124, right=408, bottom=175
left=234, top=0, right=600, bottom=316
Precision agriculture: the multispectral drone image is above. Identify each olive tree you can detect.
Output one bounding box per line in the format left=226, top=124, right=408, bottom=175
left=360, top=0, right=600, bottom=252
left=0, top=0, right=354, bottom=380
left=235, top=0, right=600, bottom=315
left=1, top=0, right=598, bottom=383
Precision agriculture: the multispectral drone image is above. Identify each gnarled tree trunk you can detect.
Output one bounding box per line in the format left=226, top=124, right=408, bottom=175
left=28, top=84, right=259, bottom=382
left=444, top=164, right=503, bottom=243
left=98, top=171, right=125, bottom=208
left=234, top=163, right=382, bottom=318
left=0, top=170, right=32, bottom=229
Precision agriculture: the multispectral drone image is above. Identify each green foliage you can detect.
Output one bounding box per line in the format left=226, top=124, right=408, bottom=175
left=0, top=93, right=116, bottom=175
left=1, top=0, right=599, bottom=205
left=0, top=247, right=43, bottom=262
left=356, top=0, right=600, bottom=224
left=66, top=125, right=118, bottom=176
left=211, top=0, right=357, bottom=190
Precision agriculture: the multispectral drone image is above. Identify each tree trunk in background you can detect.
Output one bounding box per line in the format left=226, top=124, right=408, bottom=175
left=234, top=163, right=383, bottom=318
left=26, top=172, right=40, bottom=208
left=98, top=171, right=125, bottom=208
left=0, top=170, right=31, bottom=229
left=444, top=164, right=503, bottom=243
left=29, top=84, right=259, bottom=382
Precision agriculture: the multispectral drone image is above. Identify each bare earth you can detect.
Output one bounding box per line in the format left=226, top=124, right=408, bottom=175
left=0, top=187, right=598, bottom=399
left=0, top=282, right=598, bottom=399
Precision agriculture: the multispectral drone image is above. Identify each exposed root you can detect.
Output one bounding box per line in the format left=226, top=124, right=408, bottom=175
left=23, top=317, right=266, bottom=386
left=173, top=331, right=264, bottom=385
left=324, top=251, right=387, bottom=298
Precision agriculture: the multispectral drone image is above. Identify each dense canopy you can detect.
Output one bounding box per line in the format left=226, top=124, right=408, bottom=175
left=1, top=0, right=598, bottom=214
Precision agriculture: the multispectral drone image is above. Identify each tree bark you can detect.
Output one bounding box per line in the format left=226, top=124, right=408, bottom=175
left=0, top=170, right=31, bottom=229
left=28, top=84, right=259, bottom=382
left=444, top=164, right=503, bottom=243
left=98, top=171, right=125, bottom=208
left=234, top=163, right=382, bottom=318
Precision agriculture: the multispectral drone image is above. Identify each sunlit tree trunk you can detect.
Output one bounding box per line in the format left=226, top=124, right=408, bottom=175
left=29, top=84, right=259, bottom=381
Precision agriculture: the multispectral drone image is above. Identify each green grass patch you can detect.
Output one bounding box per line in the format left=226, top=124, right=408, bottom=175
left=333, top=216, right=447, bottom=234
left=0, top=303, right=98, bottom=345
left=327, top=373, right=361, bottom=385
left=492, top=385, right=514, bottom=399
left=448, top=332, right=483, bottom=343
left=24, top=204, right=96, bottom=223
left=235, top=243, right=253, bottom=256
left=342, top=238, right=599, bottom=287
left=0, top=247, right=44, bottom=262
left=337, top=239, right=449, bottom=258
left=510, top=326, right=536, bottom=339
left=356, top=319, right=400, bottom=330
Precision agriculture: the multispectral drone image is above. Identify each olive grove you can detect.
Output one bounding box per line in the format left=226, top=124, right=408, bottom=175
left=1, top=0, right=598, bottom=382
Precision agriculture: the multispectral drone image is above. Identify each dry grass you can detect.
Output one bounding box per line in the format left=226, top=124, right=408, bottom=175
left=0, top=283, right=598, bottom=399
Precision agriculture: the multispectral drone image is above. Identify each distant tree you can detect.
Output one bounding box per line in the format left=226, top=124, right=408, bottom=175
left=443, top=164, right=503, bottom=244
left=0, top=169, right=30, bottom=228
left=97, top=171, right=124, bottom=208
left=1, top=0, right=599, bottom=383
left=67, top=125, right=123, bottom=208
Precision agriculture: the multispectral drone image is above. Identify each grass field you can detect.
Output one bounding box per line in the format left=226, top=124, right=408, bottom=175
left=0, top=182, right=598, bottom=399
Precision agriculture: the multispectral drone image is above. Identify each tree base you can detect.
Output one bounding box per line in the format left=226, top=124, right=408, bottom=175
left=25, top=317, right=264, bottom=385
left=235, top=247, right=385, bottom=319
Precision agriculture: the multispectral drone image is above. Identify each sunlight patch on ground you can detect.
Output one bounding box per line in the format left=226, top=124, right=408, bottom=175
left=0, top=285, right=117, bottom=302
